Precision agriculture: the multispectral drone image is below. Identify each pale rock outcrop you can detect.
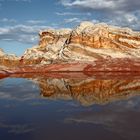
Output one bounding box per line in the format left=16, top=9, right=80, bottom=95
left=23, top=21, right=140, bottom=64
left=0, top=49, right=19, bottom=68
left=0, top=21, right=140, bottom=72
left=0, top=48, right=5, bottom=56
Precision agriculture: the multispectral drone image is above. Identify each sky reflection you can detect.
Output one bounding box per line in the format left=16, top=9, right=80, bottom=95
left=0, top=75, right=140, bottom=140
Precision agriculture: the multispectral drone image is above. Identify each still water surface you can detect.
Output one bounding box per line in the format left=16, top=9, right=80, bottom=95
left=0, top=73, right=140, bottom=140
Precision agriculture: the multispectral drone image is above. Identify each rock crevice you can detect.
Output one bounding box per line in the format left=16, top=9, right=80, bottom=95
left=0, top=21, right=140, bottom=71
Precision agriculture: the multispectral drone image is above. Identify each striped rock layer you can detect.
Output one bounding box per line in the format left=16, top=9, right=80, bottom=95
left=23, top=21, right=140, bottom=63
left=0, top=21, right=140, bottom=72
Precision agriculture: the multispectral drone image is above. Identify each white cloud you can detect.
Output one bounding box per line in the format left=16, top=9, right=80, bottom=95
left=0, top=24, right=52, bottom=44
left=0, top=18, right=16, bottom=23
left=0, top=28, right=9, bottom=34
left=60, top=0, right=140, bottom=30
left=26, top=20, right=46, bottom=24
left=106, top=13, right=140, bottom=30
left=15, top=0, right=31, bottom=2
left=92, top=19, right=99, bottom=24
left=56, top=12, right=91, bottom=16
left=64, top=17, right=82, bottom=23
left=61, top=0, right=117, bottom=9
left=60, top=0, right=140, bottom=12
left=0, top=0, right=31, bottom=2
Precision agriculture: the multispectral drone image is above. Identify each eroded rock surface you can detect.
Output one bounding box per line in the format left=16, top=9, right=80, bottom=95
left=23, top=21, right=140, bottom=63
left=0, top=21, right=140, bottom=72
left=0, top=49, right=19, bottom=68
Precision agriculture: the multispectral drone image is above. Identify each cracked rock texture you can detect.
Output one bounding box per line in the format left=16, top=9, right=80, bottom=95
left=23, top=21, right=140, bottom=63
left=0, top=21, right=140, bottom=72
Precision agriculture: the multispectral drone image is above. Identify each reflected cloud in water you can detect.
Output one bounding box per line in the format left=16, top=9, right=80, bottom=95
left=65, top=97, right=140, bottom=140
left=0, top=72, right=140, bottom=140
left=0, top=122, right=34, bottom=134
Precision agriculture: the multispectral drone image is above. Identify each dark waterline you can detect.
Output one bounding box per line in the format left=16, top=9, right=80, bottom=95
left=0, top=74, right=140, bottom=140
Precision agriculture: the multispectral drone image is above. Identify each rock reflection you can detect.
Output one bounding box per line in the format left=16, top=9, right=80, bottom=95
left=8, top=72, right=140, bottom=106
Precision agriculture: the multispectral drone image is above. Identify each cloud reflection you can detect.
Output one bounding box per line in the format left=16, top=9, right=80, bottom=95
left=65, top=97, right=140, bottom=139
left=0, top=122, right=34, bottom=134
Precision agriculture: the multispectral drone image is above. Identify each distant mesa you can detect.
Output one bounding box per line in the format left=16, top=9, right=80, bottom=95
left=0, top=21, right=140, bottom=73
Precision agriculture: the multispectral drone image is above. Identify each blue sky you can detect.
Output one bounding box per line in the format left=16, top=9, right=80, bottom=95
left=0, top=0, right=140, bottom=56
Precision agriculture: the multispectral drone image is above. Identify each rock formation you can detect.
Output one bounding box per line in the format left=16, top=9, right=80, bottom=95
left=0, top=22, right=140, bottom=106
left=0, top=49, right=19, bottom=68
left=23, top=21, right=140, bottom=63
left=0, top=21, right=140, bottom=72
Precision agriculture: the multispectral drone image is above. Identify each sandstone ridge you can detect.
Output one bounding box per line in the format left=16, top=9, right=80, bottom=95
left=0, top=49, right=19, bottom=68
left=0, top=21, right=140, bottom=72
left=23, top=21, right=140, bottom=64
